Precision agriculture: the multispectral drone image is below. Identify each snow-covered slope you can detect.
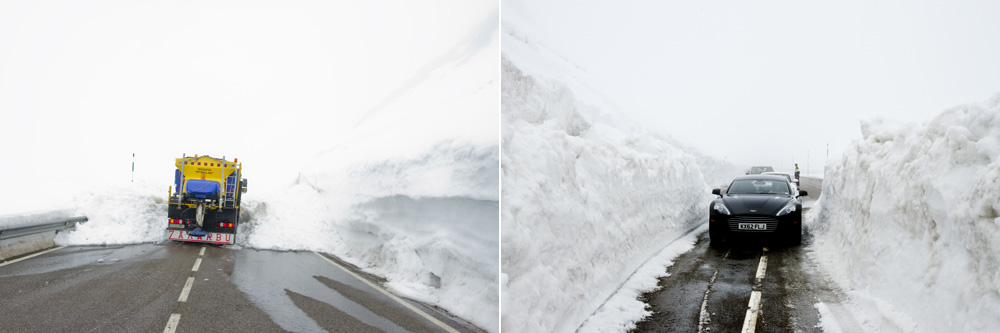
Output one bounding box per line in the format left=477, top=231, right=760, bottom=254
left=810, top=94, right=1000, bottom=331
left=500, top=13, right=740, bottom=332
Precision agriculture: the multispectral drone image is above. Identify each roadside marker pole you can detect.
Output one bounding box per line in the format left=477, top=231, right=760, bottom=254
left=131, top=153, right=135, bottom=183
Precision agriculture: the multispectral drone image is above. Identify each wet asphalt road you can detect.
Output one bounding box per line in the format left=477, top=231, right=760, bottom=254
left=0, top=242, right=481, bottom=333
left=633, top=178, right=843, bottom=332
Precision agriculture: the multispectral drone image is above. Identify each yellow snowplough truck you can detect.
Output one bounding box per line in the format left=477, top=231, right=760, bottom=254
left=166, top=154, right=246, bottom=245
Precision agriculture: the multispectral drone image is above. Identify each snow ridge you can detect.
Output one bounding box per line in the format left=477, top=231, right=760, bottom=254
left=54, top=181, right=166, bottom=245
left=501, top=56, right=735, bottom=332
left=243, top=140, right=499, bottom=331
left=811, top=94, right=1000, bottom=332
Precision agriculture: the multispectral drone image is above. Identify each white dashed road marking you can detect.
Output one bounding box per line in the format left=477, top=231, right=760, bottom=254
left=741, top=248, right=769, bottom=333
left=163, top=313, right=181, bottom=333
left=755, top=248, right=768, bottom=280
left=163, top=246, right=206, bottom=332
left=178, top=277, right=195, bottom=302
left=742, top=291, right=763, bottom=333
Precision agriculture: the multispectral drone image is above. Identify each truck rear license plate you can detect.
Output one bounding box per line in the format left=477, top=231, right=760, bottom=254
left=167, top=230, right=235, bottom=245
left=738, top=223, right=767, bottom=230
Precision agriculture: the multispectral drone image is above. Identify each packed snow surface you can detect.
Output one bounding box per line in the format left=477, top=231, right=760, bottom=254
left=810, top=94, right=1000, bottom=332
left=500, top=13, right=739, bottom=331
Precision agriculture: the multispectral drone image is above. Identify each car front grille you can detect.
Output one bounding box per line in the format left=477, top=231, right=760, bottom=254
left=728, top=215, right=779, bottom=232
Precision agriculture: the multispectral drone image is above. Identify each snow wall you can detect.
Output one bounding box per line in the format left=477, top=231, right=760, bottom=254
left=811, top=94, right=1000, bottom=331
left=245, top=139, right=499, bottom=331
left=501, top=53, right=738, bottom=332
left=52, top=140, right=499, bottom=331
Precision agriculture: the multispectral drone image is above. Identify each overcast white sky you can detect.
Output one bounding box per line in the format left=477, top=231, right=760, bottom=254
left=0, top=0, right=497, bottom=214
left=504, top=0, right=1000, bottom=174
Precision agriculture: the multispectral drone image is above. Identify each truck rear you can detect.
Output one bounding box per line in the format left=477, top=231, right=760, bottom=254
left=166, top=154, right=246, bottom=245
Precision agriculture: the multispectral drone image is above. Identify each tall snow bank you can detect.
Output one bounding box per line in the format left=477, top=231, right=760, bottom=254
left=500, top=56, right=733, bottom=332
left=236, top=20, right=500, bottom=330
left=811, top=94, right=1000, bottom=331
left=53, top=181, right=167, bottom=245
left=244, top=140, right=499, bottom=331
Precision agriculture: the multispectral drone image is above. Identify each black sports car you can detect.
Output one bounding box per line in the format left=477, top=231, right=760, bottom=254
left=709, top=175, right=808, bottom=246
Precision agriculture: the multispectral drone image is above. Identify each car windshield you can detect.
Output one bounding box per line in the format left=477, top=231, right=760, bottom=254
left=727, top=179, right=790, bottom=195
left=751, top=167, right=773, bottom=174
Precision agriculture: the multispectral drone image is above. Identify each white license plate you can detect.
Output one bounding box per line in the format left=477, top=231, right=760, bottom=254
left=167, top=229, right=235, bottom=245
left=738, top=223, right=767, bottom=230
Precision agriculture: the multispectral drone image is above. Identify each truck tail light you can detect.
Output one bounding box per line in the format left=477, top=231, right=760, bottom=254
left=219, top=223, right=234, bottom=228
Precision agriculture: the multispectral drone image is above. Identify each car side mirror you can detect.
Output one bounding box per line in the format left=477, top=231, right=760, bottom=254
left=712, top=188, right=722, bottom=196
left=798, top=190, right=808, bottom=197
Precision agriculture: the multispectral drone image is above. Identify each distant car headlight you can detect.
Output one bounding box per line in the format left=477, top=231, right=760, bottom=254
left=776, top=202, right=797, bottom=216
left=713, top=203, right=731, bottom=215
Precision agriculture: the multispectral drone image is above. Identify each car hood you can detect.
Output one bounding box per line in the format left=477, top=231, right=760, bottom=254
left=721, top=194, right=794, bottom=215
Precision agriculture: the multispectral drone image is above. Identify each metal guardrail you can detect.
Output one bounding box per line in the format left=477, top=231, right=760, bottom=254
left=0, top=216, right=88, bottom=241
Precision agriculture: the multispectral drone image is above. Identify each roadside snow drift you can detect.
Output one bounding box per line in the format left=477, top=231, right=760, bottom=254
left=501, top=34, right=738, bottom=332
left=243, top=139, right=499, bottom=331
left=811, top=94, right=1000, bottom=331
left=53, top=181, right=166, bottom=245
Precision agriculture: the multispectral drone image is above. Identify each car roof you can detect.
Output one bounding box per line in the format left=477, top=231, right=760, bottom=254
left=733, top=175, right=788, bottom=182
left=762, top=171, right=791, bottom=176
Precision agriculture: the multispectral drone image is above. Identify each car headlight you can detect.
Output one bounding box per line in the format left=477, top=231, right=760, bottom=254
left=776, top=202, right=797, bottom=216
left=713, top=203, right=731, bottom=215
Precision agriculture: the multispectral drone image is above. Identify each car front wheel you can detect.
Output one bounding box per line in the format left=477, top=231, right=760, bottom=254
left=787, top=222, right=802, bottom=246
left=709, top=221, right=727, bottom=248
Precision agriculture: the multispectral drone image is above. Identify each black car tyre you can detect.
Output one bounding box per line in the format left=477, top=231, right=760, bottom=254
left=709, top=222, right=726, bottom=248
left=787, top=221, right=802, bottom=246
